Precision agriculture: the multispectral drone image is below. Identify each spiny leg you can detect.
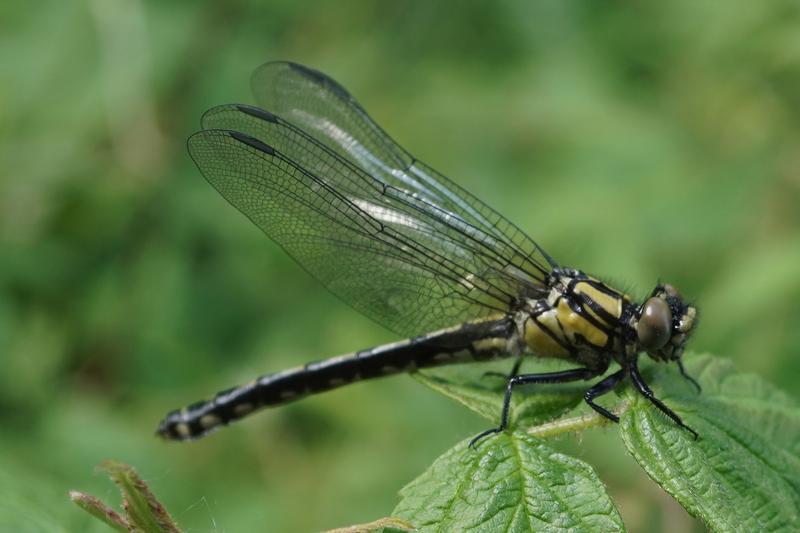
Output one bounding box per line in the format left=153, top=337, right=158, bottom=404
left=583, top=368, right=627, bottom=422
left=630, top=362, right=699, bottom=440
left=677, top=359, right=702, bottom=393
left=469, top=367, right=601, bottom=448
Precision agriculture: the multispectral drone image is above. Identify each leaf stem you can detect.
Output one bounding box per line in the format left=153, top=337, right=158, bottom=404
left=527, top=402, right=628, bottom=438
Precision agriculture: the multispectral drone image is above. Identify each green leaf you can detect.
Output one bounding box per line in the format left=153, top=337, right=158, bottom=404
left=393, top=432, right=624, bottom=532
left=414, top=359, right=587, bottom=427
left=620, top=353, right=800, bottom=532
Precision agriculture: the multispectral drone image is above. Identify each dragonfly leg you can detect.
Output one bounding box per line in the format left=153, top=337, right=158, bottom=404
left=583, top=368, right=627, bottom=422
left=677, top=359, right=702, bottom=393
left=630, top=362, right=699, bottom=440
left=469, top=367, right=601, bottom=448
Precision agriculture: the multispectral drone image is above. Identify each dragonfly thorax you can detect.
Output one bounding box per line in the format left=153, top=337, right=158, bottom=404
left=518, top=271, right=697, bottom=370
left=517, top=268, right=633, bottom=370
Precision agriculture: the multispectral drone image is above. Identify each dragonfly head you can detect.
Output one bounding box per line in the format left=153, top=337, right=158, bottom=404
left=636, top=283, right=697, bottom=362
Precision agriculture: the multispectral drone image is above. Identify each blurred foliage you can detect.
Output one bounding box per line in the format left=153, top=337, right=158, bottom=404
left=1, top=1, right=799, bottom=531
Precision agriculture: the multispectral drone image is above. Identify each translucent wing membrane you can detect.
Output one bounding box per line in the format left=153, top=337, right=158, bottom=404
left=189, top=63, right=554, bottom=336
left=250, top=62, right=556, bottom=275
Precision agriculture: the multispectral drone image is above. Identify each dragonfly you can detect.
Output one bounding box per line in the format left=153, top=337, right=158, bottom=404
left=158, top=61, right=700, bottom=445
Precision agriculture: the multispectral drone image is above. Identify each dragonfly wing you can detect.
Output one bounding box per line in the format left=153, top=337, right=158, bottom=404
left=189, top=63, right=555, bottom=337
left=189, top=128, right=526, bottom=336
left=249, top=61, right=557, bottom=276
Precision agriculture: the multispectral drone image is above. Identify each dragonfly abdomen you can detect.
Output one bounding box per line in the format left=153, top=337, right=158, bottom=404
left=158, top=316, right=515, bottom=440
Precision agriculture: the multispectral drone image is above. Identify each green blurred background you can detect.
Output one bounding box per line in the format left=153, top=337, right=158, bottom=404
left=2, top=1, right=799, bottom=531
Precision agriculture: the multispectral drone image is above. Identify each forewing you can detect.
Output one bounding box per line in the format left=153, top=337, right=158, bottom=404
left=189, top=62, right=556, bottom=336
left=249, top=61, right=557, bottom=278
left=188, top=128, right=532, bottom=336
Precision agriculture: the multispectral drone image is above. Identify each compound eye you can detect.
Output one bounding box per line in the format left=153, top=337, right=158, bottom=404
left=638, top=297, right=673, bottom=350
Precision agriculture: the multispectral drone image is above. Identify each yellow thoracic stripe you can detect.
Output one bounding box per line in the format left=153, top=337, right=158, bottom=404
left=521, top=278, right=629, bottom=359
